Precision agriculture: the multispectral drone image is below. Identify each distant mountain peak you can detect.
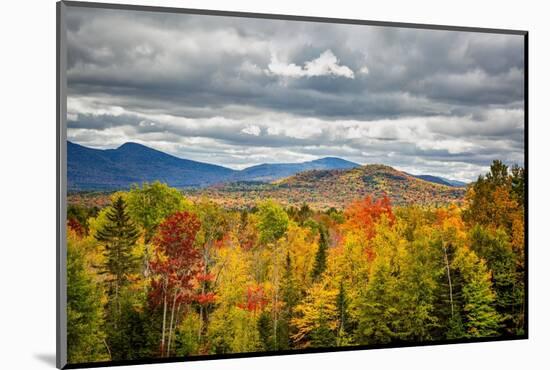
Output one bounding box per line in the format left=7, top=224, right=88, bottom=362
left=117, top=142, right=147, bottom=149
left=316, top=156, right=345, bottom=161
left=312, top=157, right=358, bottom=165
left=115, top=142, right=168, bottom=155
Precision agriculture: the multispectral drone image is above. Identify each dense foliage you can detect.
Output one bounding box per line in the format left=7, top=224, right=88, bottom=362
left=189, top=164, right=465, bottom=210
left=66, top=160, right=525, bottom=363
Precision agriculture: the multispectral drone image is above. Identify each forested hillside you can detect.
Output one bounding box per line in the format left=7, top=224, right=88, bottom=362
left=66, top=160, right=525, bottom=364
left=191, top=164, right=465, bottom=209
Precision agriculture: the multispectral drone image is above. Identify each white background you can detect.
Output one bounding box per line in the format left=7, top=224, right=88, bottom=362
left=0, top=0, right=547, bottom=369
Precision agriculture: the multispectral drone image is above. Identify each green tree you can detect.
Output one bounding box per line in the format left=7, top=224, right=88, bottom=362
left=463, top=160, right=523, bottom=236
left=194, top=199, right=230, bottom=343
left=455, top=249, right=502, bottom=338
left=255, top=200, right=290, bottom=348
left=356, top=260, right=399, bottom=344
left=278, top=252, right=300, bottom=349
left=462, top=161, right=525, bottom=334
left=311, top=227, right=329, bottom=282
left=174, top=312, right=201, bottom=356
left=445, top=314, right=466, bottom=339
left=297, top=203, right=313, bottom=225
left=94, top=196, right=141, bottom=359
left=208, top=306, right=261, bottom=353
left=510, top=164, right=525, bottom=205
left=335, top=280, right=351, bottom=345
left=486, top=160, right=510, bottom=187
left=257, top=310, right=274, bottom=351
left=470, top=225, right=523, bottom=334
left=355, top=219, right=404, bottom=345
left=257, top=200, right=289, bottom=245
left=125, top=181, right=190, bottom=243
left=67, top=236, right=108, bottom=363
left=95, top=196, right=140, bottom=308
left=105, top=290, right=149, bottom=360
left=310, top=314, right=336, bottom=347
left=392, top=233, right=441, bottom=342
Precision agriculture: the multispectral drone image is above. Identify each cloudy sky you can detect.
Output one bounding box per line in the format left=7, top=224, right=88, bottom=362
left=66, top=6, right=525, bottom=182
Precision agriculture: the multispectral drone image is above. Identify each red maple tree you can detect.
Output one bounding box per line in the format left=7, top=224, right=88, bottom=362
left=344, top=195, right=395, bottom=238
left=148, top=211, right=202, bottom=357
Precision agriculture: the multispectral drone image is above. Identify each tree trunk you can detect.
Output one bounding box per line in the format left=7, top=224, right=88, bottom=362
left=167, top=289, right=179, bottom=357
left=103, top=338, right=112, bottom=360
left=160, top=278, right=168, bottom=357
left=198, top=243, right=211, bottom=342
left=273, top=243, right=279, bottom=349
left=174, top=304, right=183, bottom=336
left=198, top=305, right=203, bottom=342
left=443, top=244, right=454, bottom=317
left=114, top=279, right=119, bottom=329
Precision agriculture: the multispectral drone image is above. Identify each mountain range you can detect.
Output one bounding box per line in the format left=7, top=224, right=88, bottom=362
left=67, top=141, right=467, bottom=190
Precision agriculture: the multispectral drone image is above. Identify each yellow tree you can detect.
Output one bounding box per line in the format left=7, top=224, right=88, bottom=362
left=292, top=281, right=338, bottom=348
left=207, top=236, right=259, bottom=353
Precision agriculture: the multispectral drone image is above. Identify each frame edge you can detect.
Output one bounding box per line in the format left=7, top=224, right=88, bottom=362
left=61, top=0, right=527, bottom=35
left=57, top=1, right=68, bottom=368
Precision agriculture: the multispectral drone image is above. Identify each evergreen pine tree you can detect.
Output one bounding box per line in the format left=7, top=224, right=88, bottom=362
left=445, top=314, right=466, bottom=339
left=95, top=196, right=141, bottom=359
left=297, top=203, right=313, bottom=225
left=257, top=310, right=274, bottom=351
left=510, top=164, right=525, bottom=205
left=311, top=227, right=328, bottom=281
left=462, top=276, right=502, bottom=337
left=278, top=252, right=299, bottom=349
left=335, top=280, right=351, bottom=345
left=470, top=225, right=522, bottom=334
left=95, top=196, right=140, bottom=302
left=356, top=263, right=398, bottom=344
left=310, top=313, right=336, bottom=348
left=456, top=250, right=502, bottom=338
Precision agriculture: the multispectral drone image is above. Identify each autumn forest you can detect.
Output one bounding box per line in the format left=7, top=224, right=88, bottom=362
left=66, top=160, right=526, bottom=364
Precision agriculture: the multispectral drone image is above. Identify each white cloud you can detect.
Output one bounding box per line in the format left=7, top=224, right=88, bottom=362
left=241, top=124, right=261, bottom=136
left=359, top=65, right=370, bottom=75
left=416, top=139, right=475, bottom=154
left=267, top=50, right=355, bottom=79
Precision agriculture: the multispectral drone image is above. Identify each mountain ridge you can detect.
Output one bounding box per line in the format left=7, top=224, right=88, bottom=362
left=190, top=164, right=466, bottom=209
left=67, top=141, right=234, bottom=189
left=232, top=156, right=360, bottom=182
left=67, top=141, right=468, bottom=190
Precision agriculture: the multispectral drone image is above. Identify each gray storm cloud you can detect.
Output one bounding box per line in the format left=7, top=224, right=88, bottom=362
left=65, top=6, right=525, bottom=182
